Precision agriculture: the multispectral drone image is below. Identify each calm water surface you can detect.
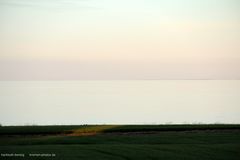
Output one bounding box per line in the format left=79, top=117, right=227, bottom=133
left=0, top=80, right=239, bottom=125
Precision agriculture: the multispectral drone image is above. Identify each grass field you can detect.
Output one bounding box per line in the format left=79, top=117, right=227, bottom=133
left=0, top=125, right=240, bottom=160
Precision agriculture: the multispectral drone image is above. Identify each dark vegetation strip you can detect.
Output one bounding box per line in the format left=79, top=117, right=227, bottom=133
left=0, top=124, right=240, bottom=136
left=103, top=125, right=240, bottom=133
left=0, top=125, right=85, bottom=135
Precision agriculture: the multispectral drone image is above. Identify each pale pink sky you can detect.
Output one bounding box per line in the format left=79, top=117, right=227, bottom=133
left=0, top=0, right=240, bottom=80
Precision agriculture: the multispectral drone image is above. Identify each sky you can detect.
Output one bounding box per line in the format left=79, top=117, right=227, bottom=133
left=0, top=0, right=240, bottom=80
left=1, top=80, right=240, bottom=125
left=0, top=1, right=240, bottom=125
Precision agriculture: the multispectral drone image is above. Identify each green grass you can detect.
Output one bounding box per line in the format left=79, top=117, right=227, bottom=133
left=0, top=125, right=240, bottom=160
left=1, top=144, right=239, bottom=160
